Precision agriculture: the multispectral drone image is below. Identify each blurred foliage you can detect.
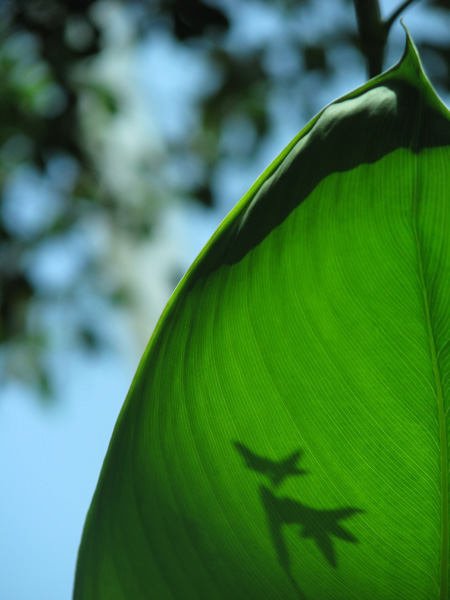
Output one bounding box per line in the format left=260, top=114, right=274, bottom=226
left=0, top=0, right=449, bottom=399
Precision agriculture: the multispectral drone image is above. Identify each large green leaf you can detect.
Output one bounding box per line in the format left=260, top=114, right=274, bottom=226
left=74, top=33, right=450, bottom=599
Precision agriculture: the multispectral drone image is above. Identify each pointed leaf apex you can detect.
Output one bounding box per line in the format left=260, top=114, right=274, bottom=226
left=397, top=21, right=424, bottom=81
left=392, top=23, right=450, bottom=118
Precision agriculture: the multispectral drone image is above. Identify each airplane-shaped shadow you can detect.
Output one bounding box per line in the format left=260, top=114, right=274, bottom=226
left=233, top=442, right=307, bottom=487
left=233, top=442, right=365, bottom=597
left=260, top=485, right=364, bottom=570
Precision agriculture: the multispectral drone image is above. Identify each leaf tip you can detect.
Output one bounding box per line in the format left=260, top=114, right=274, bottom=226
left=395, top=20, right=450, bottom=118
left=397, top=20, right=423, bottom=80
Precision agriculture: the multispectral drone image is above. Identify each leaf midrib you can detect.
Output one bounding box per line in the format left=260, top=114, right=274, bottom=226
left=412, top=155, right=448, bottom=600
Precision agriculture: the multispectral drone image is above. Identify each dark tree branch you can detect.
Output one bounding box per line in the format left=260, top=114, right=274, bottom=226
left=353, top=0, right=387, bottom=78
left=385, top=0, right=420, bottom=30
left=353, top=0, right=423, bottom=79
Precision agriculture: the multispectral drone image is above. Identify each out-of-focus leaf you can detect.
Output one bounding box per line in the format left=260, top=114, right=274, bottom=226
left=192, top=182, right=213, bottom=207
left=0, top=273, right=33, bottom=340
left=78, top=326, right=103, bottom=351
left=303, top=44, right=328, bottom=72
left=429, top=0, right=450, bottom=11
left=74, top=33, right=450, bottom=599
left=170, top=0, right=230, bottom=40
left=82, top=83, right=119, bottom=114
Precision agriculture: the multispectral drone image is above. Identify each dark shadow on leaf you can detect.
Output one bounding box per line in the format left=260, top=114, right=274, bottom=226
left=233, top=442, right=365, bottom=598
left=260, top=485, right=364, bottom=570
left=233, top=441, right=308, bottom=487
left=188, top=79, right=450, bottom=289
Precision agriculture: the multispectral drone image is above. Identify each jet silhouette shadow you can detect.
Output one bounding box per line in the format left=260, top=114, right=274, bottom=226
left=233, top=442, right=365, bottom=598
left=260, top=485, right=364, bottom=570
left=234, top=442, right=308, bottom=487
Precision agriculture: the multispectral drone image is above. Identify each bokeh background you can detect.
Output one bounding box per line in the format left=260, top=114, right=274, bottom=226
left=1, top=0, right=449, bottom=597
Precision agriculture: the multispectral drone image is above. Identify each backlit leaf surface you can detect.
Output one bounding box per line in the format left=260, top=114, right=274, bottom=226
left=74, top=34, right=450, bottom=599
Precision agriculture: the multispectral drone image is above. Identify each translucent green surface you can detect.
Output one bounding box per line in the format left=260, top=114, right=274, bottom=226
left=74, top=34, right=450, bottom=599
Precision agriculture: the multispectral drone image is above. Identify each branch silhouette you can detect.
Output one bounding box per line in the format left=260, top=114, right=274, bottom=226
left=233, top=442, right=308, bottom=487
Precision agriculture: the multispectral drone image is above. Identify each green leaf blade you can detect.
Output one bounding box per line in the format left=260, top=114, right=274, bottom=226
left=74, top=33, right=450, bottom=599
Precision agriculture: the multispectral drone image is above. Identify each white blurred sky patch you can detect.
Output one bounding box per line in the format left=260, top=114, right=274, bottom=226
left=79, top=1, right=166, bottom=212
